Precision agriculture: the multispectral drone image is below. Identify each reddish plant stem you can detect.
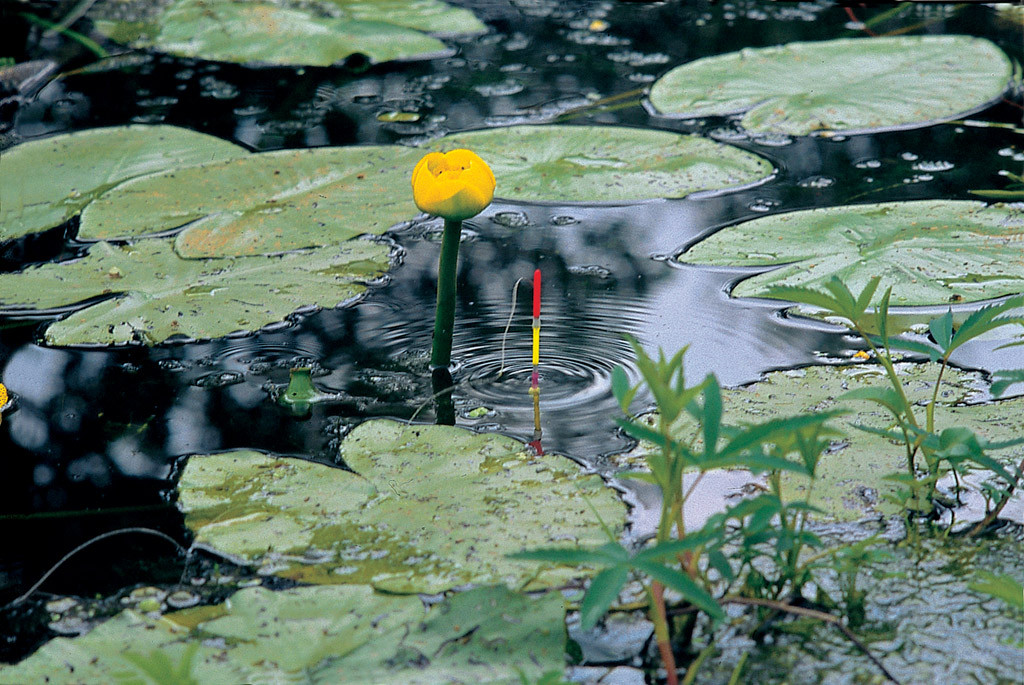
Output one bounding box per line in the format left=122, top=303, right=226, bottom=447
left=650, top=582, right=679, bottom=685
left=843, top=7, right=878, bottom=36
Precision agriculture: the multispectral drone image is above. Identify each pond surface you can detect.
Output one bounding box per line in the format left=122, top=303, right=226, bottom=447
left=1, top=0, right=1023, bottom=677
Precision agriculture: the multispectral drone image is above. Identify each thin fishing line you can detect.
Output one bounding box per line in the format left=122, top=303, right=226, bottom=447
left=498, top=277, right=524, bottom=378
left=5, top=527, right=186, bottom=609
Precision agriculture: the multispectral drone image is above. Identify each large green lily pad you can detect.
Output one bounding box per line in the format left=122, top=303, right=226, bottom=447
left=80, top=146, right=422, bottom=257
left=0, top=238, right=390, bottom=345
left=179, top=419, right=625, bottom=592
left=648, top=36, right=1011, bottom=135
left=678, top=200, right=1024, bottom=309
left=621, top=364, right=1023, bottom=521
left=427, top=125, right=773, bottom=202
left=0, top=125, right=247, bottom=242
left=0, top=585, right=564, bottom=684
left=92, top=0, right=485, bottom=67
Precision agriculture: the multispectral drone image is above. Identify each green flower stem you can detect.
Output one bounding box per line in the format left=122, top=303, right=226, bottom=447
left=431, top=218, right=462, bottom=369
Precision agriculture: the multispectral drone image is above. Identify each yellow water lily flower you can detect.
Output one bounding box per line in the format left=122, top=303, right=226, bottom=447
left=411, top=149, right=495, bottom=221
left=0, top=383, right=6, bottom=407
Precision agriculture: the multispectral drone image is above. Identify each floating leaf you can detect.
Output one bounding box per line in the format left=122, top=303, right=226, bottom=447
left=318, top=585, right=566, bottom=684
left=0, top=238, right=390, bottom=345
left=679, top=200, right=1024, bottom=309
left=92, top=0, right=485, bottom=67
left=0, top=585, right=563, bottom=684
left=0, top=125, right=247, bottom=242
left=649, top=36, right=1011, bottom=135
left=178, top=419, right=624, bottom=592
left=427, top=125, right=773, bottom=203
left=80, top=146, right=422, bottom=256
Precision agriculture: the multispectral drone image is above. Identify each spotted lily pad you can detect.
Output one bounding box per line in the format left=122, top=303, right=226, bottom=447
left=80, top=146, right=422, bottom=257
left=0, top=238, right=390, bottom=346
left=178, top=419, right=625, bottom=592
left=649, top=36, right=1012, bottom=135
left=624, top=364, right=1024, bottom=521
left=427, top=125, right=773, bottom=202
left=0, top=125, right=247, bottom=242
left=92, top=0, right=485, bottom=67
left=678, top=200, right=1024, bottom=309
left=0, top=585, right=563, bottom=684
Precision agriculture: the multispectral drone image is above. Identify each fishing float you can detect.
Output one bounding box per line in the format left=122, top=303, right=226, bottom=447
left=528, top=268, right=543, bottom=454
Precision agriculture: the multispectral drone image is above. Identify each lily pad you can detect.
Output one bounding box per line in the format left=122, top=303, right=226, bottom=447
left=678, top=200, right=1024, bottom=309
left=636, top=364, right=1024, bottom=521
left=178, top=419, right=625, bottom=592
left=0, top=238, right=390, bottom=346
left=0, top=125, right=247, bottom=242
left=648, top=36, right=1011, bottom=135
left=0, top=585, right=564, bottom=684
left=427, top=125, right=773, bottom=203
left=80, top=146, right=423, bottom=257
left=92, top=0, right=485, bottom=67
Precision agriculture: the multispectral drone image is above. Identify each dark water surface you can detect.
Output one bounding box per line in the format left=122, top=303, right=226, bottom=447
left=1, top=0, right=1023, bottom=666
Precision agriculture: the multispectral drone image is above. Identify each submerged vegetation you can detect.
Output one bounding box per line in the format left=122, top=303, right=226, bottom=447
left=1, top=0, right=1023, bottom=683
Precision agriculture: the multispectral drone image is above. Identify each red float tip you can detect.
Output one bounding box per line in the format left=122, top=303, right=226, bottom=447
left=532, top=269, right=541, bottom=318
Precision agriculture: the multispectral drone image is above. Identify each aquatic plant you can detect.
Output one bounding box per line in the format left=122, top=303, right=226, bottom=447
left=768, top=276, right=1024, bottom=524
left=411, top=149, right=495, bottom=370
left=510, top=342, right=901, bottom=684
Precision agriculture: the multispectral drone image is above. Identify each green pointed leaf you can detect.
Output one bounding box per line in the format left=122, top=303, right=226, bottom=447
left=970, top=571, right=1024, bottom=611
left=680, top=201, right=1024, bottom=310
left=867, top=335, right=943, bottom=361
left=80, top=146, right=423, bottom=256
left=616, top=417, right=669, bottom=449
left=822, top=277, right=859, bottom=320
left=929, top=310, right=955, bottom=350
left=707, top=549, right=734, bottom=582
left=839, top=387, right=908, bottom=419
left=948, top=295, right=1024, bottom=352
left=854, top=277, right=882, bottom=321
left=876, top=285, right=893, bottom=345
left=0, top=239, right=390, bottom=346
left=649, top=36, right=1011, bottom=135
left=611, top=365, right=637, bottom=413
left=632, top=560, right=725, bottom=620
left=579, top=565, right=630, bottom=631
left=992, top=370, right=1024, bottom=398
left=178, top=419, right=624, bottom=593
left=716, top=412, right=841, bottom=462
left=764, top=285, right=841, bottom=316
left=634, top=536, right=714, bottom=563
left=93, top=0, right=485, bottom=67
left=426, top=125, right=773, bottom=203
left=0, top=125, right=247, bottom=241
left=702, top=376, right=723, bottom=457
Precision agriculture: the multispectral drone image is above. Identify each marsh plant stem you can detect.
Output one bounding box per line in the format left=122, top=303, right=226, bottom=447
left=431, top=218, right=462, bottom=370
left=649, top=581, right=679, bottom=685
